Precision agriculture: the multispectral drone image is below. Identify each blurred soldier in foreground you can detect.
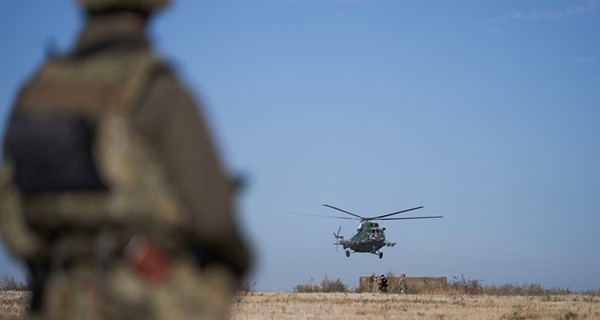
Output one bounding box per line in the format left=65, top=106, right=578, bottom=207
left=0, top=0, right=252, bottom=318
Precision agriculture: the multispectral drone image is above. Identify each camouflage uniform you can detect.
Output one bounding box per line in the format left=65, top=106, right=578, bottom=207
left=0, top=2, right=251, bottom=319
left=368, top=273, right=375, bottom=292
left=399, top=273, right=408, bottom=293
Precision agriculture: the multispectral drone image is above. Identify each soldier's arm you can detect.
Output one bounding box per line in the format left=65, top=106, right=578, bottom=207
left=133, top=67, right=251, bottom=277
left=0, top=160, right=46, bottom=261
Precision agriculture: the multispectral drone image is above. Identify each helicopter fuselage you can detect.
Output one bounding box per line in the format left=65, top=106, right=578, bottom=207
left=337, top=222, right=396, bottom=258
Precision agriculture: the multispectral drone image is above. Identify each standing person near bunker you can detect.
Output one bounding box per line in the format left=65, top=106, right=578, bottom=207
left=0, top=0, right=252, bottom=319
left=379, top=274, right=388, bottom=293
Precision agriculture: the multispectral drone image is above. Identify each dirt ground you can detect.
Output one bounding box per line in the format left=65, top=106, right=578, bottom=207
left=2, top=291, right=600, bottom=319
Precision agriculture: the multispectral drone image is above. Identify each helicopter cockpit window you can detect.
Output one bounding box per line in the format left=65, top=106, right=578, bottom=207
left=369, top=228, right=382, bottom=240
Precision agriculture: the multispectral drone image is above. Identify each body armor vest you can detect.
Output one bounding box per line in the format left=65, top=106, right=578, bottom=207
left=2, top=51, right=185, bottom=239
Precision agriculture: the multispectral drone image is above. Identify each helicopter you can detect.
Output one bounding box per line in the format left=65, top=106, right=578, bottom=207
left=324, top=204, right=443, bottom=259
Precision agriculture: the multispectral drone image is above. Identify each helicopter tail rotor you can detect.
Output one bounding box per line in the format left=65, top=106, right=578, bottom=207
left=333, top=226, right=343, bottom=239
left=333, top=226, right=344, bottom=252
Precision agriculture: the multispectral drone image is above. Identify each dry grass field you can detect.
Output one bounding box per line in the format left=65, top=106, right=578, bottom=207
left=230, top=292, right=600, bottom=320
left=2, top=290, right=600, bottom=319
left=0, top=291, right=28, bottom=320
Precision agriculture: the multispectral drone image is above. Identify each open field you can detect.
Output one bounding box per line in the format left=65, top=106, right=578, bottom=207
left=230, top=292, right=600, bottom=320
left=2, top=290, right=600, bottom=319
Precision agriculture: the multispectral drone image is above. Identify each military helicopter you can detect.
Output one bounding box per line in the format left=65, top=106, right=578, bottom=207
left=324, top=204, right=443, bottom=259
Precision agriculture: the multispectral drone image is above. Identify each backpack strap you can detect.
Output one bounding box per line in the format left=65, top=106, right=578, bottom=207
left=15, top=50, right=158, bottom=119
left=109, top=51, right=159, bottom=116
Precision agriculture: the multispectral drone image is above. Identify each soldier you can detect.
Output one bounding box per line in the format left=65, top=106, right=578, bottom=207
left=399, top=273, right=408, bottom=293
left=379, top=274, right=388, bottom=293
left=368, top=272, right=376, bottom=292
left=0, top=0, right=252, bottom=319
left=373, top=275, right=381, bottom=293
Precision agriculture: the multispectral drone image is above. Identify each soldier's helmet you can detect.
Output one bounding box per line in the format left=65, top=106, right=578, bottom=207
left=77, top=0, right=170, bottom=12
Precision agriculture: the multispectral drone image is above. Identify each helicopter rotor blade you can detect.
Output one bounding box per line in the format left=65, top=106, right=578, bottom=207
left=378, top=216, right=443, bottom=221
left=323, top=204, right=365, bottom=220
left=371, top=206, right=424, bottom=220
left=288, top=211, right=357, bottom=220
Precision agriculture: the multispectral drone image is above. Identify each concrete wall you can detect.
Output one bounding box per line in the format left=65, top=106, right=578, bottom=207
left=359, top=276, right=447, bottom=294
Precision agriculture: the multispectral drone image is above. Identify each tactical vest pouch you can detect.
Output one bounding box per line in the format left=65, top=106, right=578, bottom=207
left=5, top=114, right=107, bottom=193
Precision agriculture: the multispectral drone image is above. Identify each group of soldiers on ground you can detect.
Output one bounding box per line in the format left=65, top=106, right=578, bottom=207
left=368, top=273, right=408, bottom=293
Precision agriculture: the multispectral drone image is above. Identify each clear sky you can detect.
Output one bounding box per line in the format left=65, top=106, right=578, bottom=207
left=1, top=0, right=599, bottom=292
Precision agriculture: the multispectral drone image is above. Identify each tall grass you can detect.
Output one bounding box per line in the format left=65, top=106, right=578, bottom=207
left=444, top=275, right=576, bottom=296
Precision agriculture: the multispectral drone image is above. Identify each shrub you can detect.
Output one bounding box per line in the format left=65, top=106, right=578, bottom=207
left=293, top=277, right=321, bottom=293
left=293, top=275, right=348, bottom=293
left=320, top=275, right=348, bottom=293
left=448, top=274, right=483, bottom=295
left=0, top=276, right=18, bottom=291
left=0, top=275, right=30, bottom=291
left=240, top=281, right=256, bottom=294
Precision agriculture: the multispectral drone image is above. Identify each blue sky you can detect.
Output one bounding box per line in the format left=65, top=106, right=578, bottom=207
left=1, top=0, right=599, bottom=291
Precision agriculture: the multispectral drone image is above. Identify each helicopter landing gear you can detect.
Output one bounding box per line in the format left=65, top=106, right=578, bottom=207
left=379, top=252, right=383, bottom=259
left=345, top=250, right=350, bottom=257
